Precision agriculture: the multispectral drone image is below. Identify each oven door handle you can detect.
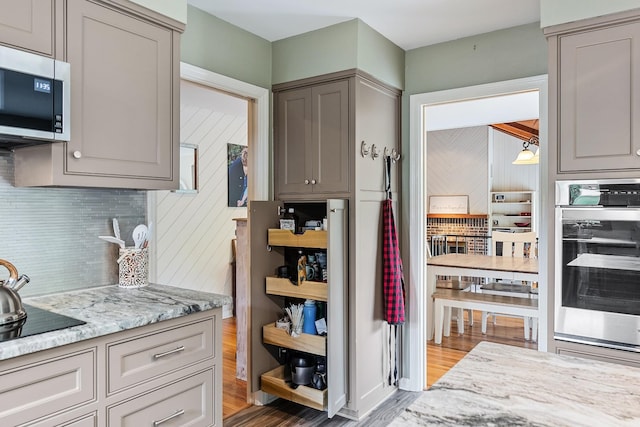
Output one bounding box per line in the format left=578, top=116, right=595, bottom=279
left=558, top=207, right=640, bottom=222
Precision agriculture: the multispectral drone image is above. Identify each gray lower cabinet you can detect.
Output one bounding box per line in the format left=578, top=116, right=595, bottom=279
left=274, top=79, right=350, bottom=198
left=0, top=0, right=54, bottom=56
left=106, top=370, right=214, bottom=427
left=0, top=348, right=96, bottom=426
left=13, top=0, right=184, bottom=189
left=547, top=9, right=640, bottom=175
left=0, top=309, right=222, bottom=426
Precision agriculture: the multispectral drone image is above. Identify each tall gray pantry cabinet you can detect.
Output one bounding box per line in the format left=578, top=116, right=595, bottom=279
left=249, top=70, right=402, bottom=420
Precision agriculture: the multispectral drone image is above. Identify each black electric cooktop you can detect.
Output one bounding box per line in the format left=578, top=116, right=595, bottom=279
left=0, top=304, right=86, bottom=343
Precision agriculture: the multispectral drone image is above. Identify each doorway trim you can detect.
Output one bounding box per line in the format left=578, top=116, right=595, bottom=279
left=404, top=75, right=548, bottom=391
left=178, top=62, right=270, bottom=201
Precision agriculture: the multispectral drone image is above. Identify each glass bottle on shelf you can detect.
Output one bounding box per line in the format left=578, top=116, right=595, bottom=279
left=279, top=207, right=298, bottom=232
left=285, top=207, right=298, bottom=233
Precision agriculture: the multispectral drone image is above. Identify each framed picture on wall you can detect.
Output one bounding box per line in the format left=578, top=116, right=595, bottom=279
left=227, top=143, right=248, bottom=207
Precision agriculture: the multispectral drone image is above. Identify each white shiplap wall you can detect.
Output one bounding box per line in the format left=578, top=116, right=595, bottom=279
left=427, top=126, right=489, bottom=214
left=149, top=81, right=248, bottom=318
left=490, top=129, right=539, bottom=192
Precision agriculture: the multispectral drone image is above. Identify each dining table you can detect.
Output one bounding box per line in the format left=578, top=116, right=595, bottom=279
left=426, top=253, right=539, bottom=341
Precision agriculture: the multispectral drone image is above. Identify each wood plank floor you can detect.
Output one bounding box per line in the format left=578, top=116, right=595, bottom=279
left=223, top=311, right=536, bottom=425
left=223, top=317, right=251, bottom=419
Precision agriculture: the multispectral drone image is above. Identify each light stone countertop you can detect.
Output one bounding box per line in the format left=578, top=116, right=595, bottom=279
left=0, top=283, right=231, bottom=361
left=390, top=341, right=640, bottom=426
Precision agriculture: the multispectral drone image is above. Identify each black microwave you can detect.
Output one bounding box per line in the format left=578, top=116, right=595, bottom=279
left=0, top=45, right=70, bottom=146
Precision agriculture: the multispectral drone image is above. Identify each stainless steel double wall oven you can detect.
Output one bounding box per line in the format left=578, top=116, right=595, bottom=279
left=555, top=180, right=640, bottom=352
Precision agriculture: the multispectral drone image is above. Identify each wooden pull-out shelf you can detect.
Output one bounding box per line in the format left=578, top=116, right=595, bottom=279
left=268, top=229, right=327, bottom=249
left=266, top=277, right=328, bottom=301
left=261, top=365, right=326, bottom=411
left=263, top=323, right=326, bottom=356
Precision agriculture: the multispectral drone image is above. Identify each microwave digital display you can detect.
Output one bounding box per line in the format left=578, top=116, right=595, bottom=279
left=0, top=45, right=70, bottom=143
left=34, top=78, right=52, bottom=94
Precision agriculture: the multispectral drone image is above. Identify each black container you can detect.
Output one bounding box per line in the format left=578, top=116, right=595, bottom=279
left=290, top=355, right=314, bottom=385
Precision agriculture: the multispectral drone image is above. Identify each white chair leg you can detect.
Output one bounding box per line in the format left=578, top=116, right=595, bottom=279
left=443, top=306, right=452, bottom=337
left=468, top=309, right=474, bottom=326
left=523, top=317, right=531, bottom=340
left=434, top=300, right=444, bottom=344
left=532, top=317, right=538, bottom=342
left=456, top=308, right=464, bottom=334
left=481, top=311, right=488, bottom=334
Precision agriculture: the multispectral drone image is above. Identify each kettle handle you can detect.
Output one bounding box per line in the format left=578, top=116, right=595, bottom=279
left=0, top=259, right=18, bottom=285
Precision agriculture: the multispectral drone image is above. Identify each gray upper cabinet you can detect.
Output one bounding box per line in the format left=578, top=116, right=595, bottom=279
left=275, top=79, right=349, bottom=199
left=0, top=0, right=54, bottom=56
left=13, top=0, right=184, bottom=189
left=548, top=11, right=640, bottom=175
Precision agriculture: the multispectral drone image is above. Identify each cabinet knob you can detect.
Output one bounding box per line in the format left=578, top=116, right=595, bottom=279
left=72, top=151, right=82, bottom=159
left=636, top=149, right=640, bottom=156
left=311, top=179, right=316, bottom=185
left=304, top=179, right=310, bottom=185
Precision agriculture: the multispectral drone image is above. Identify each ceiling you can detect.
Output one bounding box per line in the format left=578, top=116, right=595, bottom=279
left=491, top=120, right=539, bottom=145
left=186, top=0, right=541, bottom=50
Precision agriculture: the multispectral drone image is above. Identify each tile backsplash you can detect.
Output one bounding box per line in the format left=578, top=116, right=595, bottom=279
left=0, top=151, right=146, bottom=296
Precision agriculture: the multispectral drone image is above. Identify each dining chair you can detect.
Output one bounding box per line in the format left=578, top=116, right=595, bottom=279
left=481, top=231, right=538, bottom=340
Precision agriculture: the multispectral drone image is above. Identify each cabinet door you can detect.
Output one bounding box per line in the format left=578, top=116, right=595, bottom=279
left=559, top=21, right=640, bottom=172
left=0, top=0, right=53, bottom=56
left=312, top=80, right=349, bottom=194
left=275, top=87, right=313, bottom=196
left=64, top=0, right=174, bottom=181
left=326, top=199, right=347, bottom=417
left=248, top=200, right=286, bottom=395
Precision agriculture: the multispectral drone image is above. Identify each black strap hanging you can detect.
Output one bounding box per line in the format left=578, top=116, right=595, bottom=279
left=384, top=154, right=392, bottom=200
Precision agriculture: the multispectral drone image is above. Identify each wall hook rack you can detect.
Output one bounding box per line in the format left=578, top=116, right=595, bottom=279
left=360, top=141, right=370, bottom=158
left=371, top=144, right=380, bottom=160
left=384, top=147, right=401, bottom=163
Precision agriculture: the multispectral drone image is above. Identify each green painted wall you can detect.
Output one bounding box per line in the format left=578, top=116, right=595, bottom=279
left=356, top=20, right=405, bottom=89
left=541, top=0, right=640, bottom=27
left=405, top=22, right=546, bottom=96
left=272, top=19, right=404, bottom=89
left=272, top=20, right=358, bottom=85
left=181, top=6, right=272, bottom=89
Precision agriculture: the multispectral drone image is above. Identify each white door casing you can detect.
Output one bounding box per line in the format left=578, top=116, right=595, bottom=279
left=148, top=63, right=270, bottom=284
left=404, top=75, right=548, bottom=392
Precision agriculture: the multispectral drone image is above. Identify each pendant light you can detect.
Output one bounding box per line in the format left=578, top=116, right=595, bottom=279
left=512, top=136, right=539, bottom=165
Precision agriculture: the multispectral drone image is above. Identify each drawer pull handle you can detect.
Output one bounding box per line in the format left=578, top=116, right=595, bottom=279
left=153, top=346, right=185, bottom=359
left=153, top=409, right=185, bottom=426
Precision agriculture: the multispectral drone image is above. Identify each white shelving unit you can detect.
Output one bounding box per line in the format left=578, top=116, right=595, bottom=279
left=489, top=191, right=536, bottom=234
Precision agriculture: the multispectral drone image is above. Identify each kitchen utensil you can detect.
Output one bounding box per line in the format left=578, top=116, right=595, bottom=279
left=305, top=264, right=315, bottom=281
left=98, top=235, right=125, bottom=248
left=311, top=356, right=327, bottom=390
left=132, top=224, right=148, bottom=249
left=143, top=222, right=153, bottom=248
left=112, top=218, right=121, bottom=240
left=285, top=303, right=304, bottom=336
left=276, top=265, right=290, bottom=278
left=290, top=355, right=314, bottom=386
left=514, top=222, right=531, bottom=227
left=0, top=259, right=27, bottom=326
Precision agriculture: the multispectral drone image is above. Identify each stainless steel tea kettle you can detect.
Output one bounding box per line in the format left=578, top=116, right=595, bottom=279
left=0, top=259, right=30, bottom=326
